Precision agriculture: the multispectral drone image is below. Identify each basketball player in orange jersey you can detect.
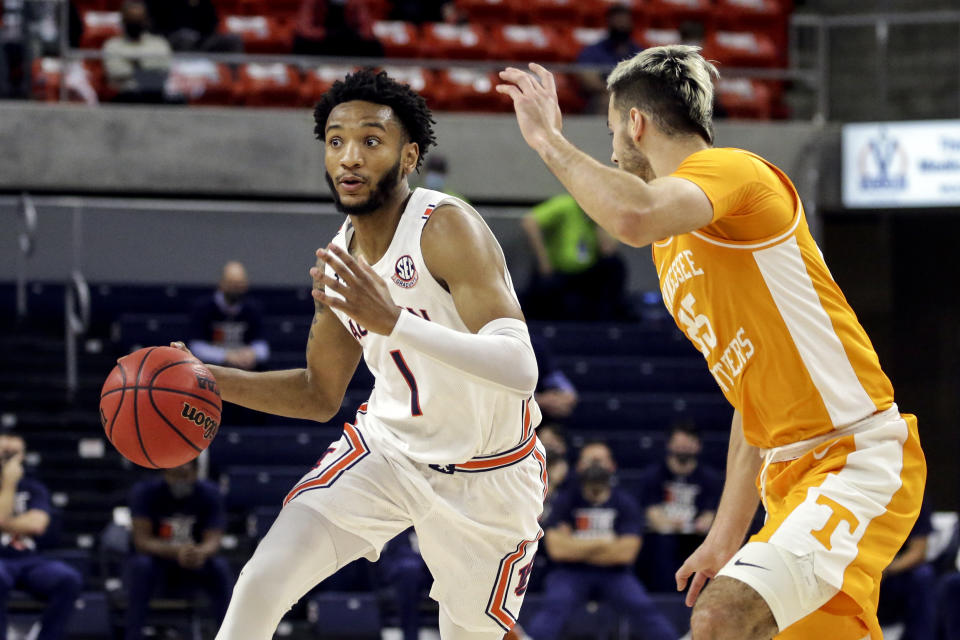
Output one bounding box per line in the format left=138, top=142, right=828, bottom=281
left=497, top=46, right=925, bottom=639
left=172, top=69, right=547, bottom=640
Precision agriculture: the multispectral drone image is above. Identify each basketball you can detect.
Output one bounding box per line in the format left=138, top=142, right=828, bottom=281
left=100, top=346, right=222, bottom=469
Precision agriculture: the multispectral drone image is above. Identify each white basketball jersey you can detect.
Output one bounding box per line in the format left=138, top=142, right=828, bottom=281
left=325, top=188, right=542, bottom=465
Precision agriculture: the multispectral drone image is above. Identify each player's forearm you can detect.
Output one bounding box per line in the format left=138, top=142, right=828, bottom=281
left=535, top=132, right=656, bottom=247
left=706, top=413, right=762, bottom=551
left=204, top=365, right=337, bottom=421
left=0, top=485, right=16, bottom=522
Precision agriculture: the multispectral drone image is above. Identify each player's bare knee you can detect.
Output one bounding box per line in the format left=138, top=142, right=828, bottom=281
left=690, top=577, right=777, bottom=640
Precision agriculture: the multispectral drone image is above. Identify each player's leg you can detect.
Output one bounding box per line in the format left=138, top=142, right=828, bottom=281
left=215, top=502, right=374, bottom=640
left=689, top=575, right=778, bottom=640
left=438, top=607, right=505, bottom=640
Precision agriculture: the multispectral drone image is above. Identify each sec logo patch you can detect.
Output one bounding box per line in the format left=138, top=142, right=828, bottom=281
left=392, top=255, right=418, bottom=288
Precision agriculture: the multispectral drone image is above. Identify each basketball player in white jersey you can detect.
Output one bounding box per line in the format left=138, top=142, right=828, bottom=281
left=171, top=69, right=547, bottom=640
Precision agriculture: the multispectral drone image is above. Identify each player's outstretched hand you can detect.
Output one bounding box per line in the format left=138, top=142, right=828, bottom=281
left=675, top=538, right=737, bottom=607
left=311, top=244, right=401, bottom=336
left=169, top=341, right=198, bottom=360
left=496, top=63, right=563, bottom=153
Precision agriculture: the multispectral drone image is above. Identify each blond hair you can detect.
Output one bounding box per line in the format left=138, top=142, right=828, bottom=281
left=607, top=45, right=719, bottom=143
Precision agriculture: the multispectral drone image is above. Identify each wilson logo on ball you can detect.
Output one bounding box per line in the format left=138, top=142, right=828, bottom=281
left=391, top=255, right=419, bottom=288
left=195, top=375, right=220, bottom=396
left=180, top=403, right=220, bottom=439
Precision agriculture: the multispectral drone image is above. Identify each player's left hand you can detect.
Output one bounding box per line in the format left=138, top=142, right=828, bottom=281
left=496, top=63, right=564, bottom=153
left=312, top=244, right=401, bottom=336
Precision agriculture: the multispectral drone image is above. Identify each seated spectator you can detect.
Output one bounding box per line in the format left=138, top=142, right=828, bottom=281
left=124, top=458, right=232, bottom=640
left=377, top=528, right=430, bottom=640
left=532, top=337, right=577, bottom=422
left=520, top=193, right=632, bottom=321
left=0, top=434, right=82, bottom=640
left=939, top=568, right=960, bottom=640
left=514, top=441, right=678, bottom=640
left=1, top=0, right=82, bottom=98
left=576, top=5, right=642, bottom=113
left=145, top=0, right=242, bottom=52
left=188, top=260, right=270, bottom=371
left=877, top=500, right=935, bottom=640
left=636, top=424, right=721, bottom=592
left=103, top=1, right=173, bottom=104
left=293, top=0, right=384, bottom=58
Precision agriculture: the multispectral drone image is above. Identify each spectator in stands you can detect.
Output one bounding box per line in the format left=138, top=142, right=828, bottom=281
left=576, top=5, right=642, bottom=113
left=103, top=0, right=173, bottom=104
left=377, top=528, right=430, bottom=640
left=877, top=500, right=935, bottom=640
left=188, top=260, right=270, bottom=371
left=124, top=458, right=232, bottom=640
left=514, top=441, right=678, bottom=640
left=636, top=424, right=722, bottom=592
left=1, top=0, right=83, bottom=98
left=939, top=569, right=960, bottom=640
left=0, top=434, right=82, bottom=640
left=520, top=193, right=632, bottom=321
left=418, top=153, right=467, bottom=201
left=532, top=337, right=578, bottom=422
left=292, top=0, right=384, bottom=58
left=145, top=0, right=242, bottom=53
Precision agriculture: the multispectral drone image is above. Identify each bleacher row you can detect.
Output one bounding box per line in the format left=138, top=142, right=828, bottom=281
left=27, top=0, right=790, bottom=116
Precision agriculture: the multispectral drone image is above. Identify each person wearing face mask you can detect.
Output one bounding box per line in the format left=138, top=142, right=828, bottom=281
left=102, top=0, right=172, bottom=103
left=188, top=261, right=270, bottom=372
left=125, top=458, right=232, bottom=640
left=0, top=435, right=82, bottom=640
left=511, top=441, right=678, bottom=640
left=636, top=424, right=722, bottom=592
left=575, top=4, right=643, bottom=113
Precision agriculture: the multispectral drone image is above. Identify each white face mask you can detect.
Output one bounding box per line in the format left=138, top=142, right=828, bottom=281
left=168, top=480, right=195, bottom=499
left=424, top=172, right=445, bottom=191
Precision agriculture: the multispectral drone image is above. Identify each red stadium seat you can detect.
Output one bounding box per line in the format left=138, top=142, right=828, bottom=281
left=435, top=68, right=510, bottom=112
left=165, top=59, right=236, bottom=105
left=702, top=29, right=778, bottom=67
left=528, top=0, right=586, bottom=28
left=581, top=0, right=645, bottom=28
left=644, top=0, right=712, bottom=29
left=420, top=23, right=490, bottom=60
left=372, top=21, right=421, bottom=58
left=221, top=15, right=293, bottom=53
left=712, top=0, right=788, bottom=55
left=254, top=0, right=301, bottom=18
left=236, top=63, right=302, bottom=107
left=31, top=58, right=103, bottom=102
left=454, top=0, right=523, bottom=26
left=492, top=24, right=568, bottom=62
left=715, top=77, right=773, bottom=118
left=300, top=64, right=358, bottom=106
left=571, top=26, right=607, bottom=53
left=636, top=27, right=685, bottom=48
left=79, top=10, right=121, bottom=49
left=553, top=72, right=586, bottom=113
left=378, top=66, right=442, bottom=108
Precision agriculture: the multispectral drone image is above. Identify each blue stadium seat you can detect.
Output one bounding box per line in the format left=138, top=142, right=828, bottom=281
left=212, top=426, right=341, bottom=467
left=261, top=316, right=311, bottom=350
left=225, top=466, right=305, bottom=509
left=113, top=313, right=192, bottom=351
left=309, top=592, right=381, bottom=637
left=530, top=321, right=697, bottom=358
left=567, top=392, right=731, bottom=432
left=557, top=356, right=717, bottom=393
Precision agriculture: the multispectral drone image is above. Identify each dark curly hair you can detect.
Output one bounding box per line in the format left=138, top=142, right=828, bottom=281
left=313, top=69, right=437, bottom=171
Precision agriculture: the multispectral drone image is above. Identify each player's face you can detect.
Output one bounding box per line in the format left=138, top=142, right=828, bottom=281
left=323, top=100, right=416, bottom=216
left=607, top=94, right=655, bottom=182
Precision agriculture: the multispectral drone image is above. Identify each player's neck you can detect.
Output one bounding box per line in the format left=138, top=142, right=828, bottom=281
left=649, top=135, right=711, bottom=179
left=348, top=185, right=413, bottom=265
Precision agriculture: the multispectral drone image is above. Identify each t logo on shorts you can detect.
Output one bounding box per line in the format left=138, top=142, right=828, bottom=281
left=810, top=494, right=860, bottom=550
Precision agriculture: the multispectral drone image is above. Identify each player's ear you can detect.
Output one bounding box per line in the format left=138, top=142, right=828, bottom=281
left=629, top=108, right=645, bottom=143
left=402, top=142, right=419, bottom=176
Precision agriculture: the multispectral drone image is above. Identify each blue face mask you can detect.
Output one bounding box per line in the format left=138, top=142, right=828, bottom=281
left=424, top=172, right=445, bottom=191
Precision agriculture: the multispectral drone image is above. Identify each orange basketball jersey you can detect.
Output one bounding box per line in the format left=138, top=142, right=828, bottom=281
left=652, top=148, right=894, bottom=449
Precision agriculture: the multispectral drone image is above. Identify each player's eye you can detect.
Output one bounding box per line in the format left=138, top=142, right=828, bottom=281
left=329, top=138, right=342, bottom=148
left=365, top=137, right=381, bottom=147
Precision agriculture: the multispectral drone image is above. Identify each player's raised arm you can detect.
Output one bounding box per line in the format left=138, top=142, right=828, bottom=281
left=172, top=254, right=362, bottom=422
left=497, top=63, right=714, bottom=247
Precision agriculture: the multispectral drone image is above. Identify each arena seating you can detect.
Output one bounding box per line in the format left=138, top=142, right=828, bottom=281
left=45, top=0, right=794, bottom=117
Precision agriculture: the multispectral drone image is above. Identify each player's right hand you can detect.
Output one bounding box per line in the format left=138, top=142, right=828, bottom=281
left=169, top=341, right=197, bottom=360
left=1, top=453, right=24, bottom=485
left=675, top=538, right=737, bottom=607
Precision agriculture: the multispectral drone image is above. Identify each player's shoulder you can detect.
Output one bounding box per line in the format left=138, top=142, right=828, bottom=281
left=679, top=147, right=764, bottom=171
left=421, top=199, right=488, bottom=251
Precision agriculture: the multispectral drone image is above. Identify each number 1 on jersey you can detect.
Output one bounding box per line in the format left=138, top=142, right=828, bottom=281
left=390, top=350, right=423, bottom=417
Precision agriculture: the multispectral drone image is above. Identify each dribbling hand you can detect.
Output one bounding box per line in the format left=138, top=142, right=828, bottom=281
left=311, top=244, right=401, bottom=336
left=675, top=539, right=738, bottom=607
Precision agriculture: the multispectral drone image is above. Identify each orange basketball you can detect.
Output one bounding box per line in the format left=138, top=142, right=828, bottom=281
left=100, top=346, right=222, bottom=469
